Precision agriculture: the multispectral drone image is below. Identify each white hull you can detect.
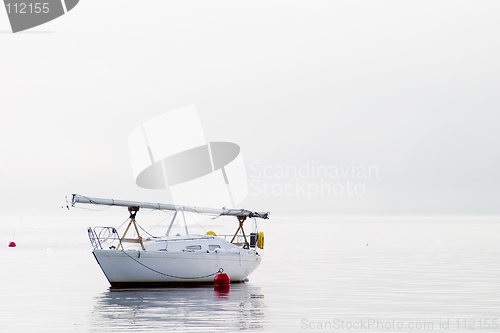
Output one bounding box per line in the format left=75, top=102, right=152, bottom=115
left=93, top=245, right=262, bottom=287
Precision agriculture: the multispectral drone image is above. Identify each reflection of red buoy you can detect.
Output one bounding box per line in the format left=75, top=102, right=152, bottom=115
left=8, top=241, right=16, bottom=247
left=214, top=272, right=230, bottom=295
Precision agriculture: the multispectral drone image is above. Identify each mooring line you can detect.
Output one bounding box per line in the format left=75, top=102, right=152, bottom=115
left=121, top=250, right=222, bottom=279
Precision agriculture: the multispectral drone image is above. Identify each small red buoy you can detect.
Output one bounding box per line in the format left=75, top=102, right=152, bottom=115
left=214, top=272, right=230, bottom=295
left=214, top=272, right=230, bottom=286
left=8, top=241, right=16, bottom=247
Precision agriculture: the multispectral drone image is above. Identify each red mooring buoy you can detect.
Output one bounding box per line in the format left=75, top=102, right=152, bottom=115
left=8, top=241, right=16, bottom=247
left=214, top=272, right=230, bottom=285
left=214, top=272, right=230, bottom=294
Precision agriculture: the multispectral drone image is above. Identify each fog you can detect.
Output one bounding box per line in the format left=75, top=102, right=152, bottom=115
left=1, top=1, right=498, bottom=216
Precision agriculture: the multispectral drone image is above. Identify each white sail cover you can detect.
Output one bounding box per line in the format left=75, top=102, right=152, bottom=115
left=71, top=194, right=269, bottom=219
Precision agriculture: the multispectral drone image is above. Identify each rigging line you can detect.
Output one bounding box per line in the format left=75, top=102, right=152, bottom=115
left=115, top=217, right=130, bottom=232
left=184, top=211, right=210, bottom=234
left=137, top=224, right=158, bottom=238
left=144, top=214, right=174, bottom=235
left=73, top=204, right=111, bottom=212
left=120, top=250, right=223, bottom=279
left=136, top=208, right=156, bottom=215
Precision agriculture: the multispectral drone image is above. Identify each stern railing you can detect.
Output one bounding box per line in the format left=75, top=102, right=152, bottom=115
left=87, top=226, right=120, bottom=250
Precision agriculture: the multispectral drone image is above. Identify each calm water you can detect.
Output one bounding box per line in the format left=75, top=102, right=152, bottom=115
left=1, top=215, right=499, bottom=332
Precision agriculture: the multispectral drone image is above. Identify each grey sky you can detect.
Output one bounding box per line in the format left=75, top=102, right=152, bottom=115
left=0, top=1, right=498, bottom=215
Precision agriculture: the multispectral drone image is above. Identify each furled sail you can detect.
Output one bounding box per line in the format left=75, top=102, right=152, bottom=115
left=71, top=194, right=269, bottom=219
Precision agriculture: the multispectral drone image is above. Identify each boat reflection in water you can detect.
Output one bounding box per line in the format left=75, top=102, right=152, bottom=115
left=90, top=283, right=266, bottom=332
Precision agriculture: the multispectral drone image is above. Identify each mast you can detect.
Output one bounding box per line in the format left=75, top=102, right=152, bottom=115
left=71, top=194, right=269, bottom=219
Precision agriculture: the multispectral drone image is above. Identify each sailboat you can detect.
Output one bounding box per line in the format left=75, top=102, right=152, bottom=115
left=71, top=194, right=269, bottom=287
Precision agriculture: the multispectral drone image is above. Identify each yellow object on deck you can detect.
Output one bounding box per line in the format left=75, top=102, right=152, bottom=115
left=206, top=231, right=217, bottom=236
left=257, top=232, right=264, bottom=249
